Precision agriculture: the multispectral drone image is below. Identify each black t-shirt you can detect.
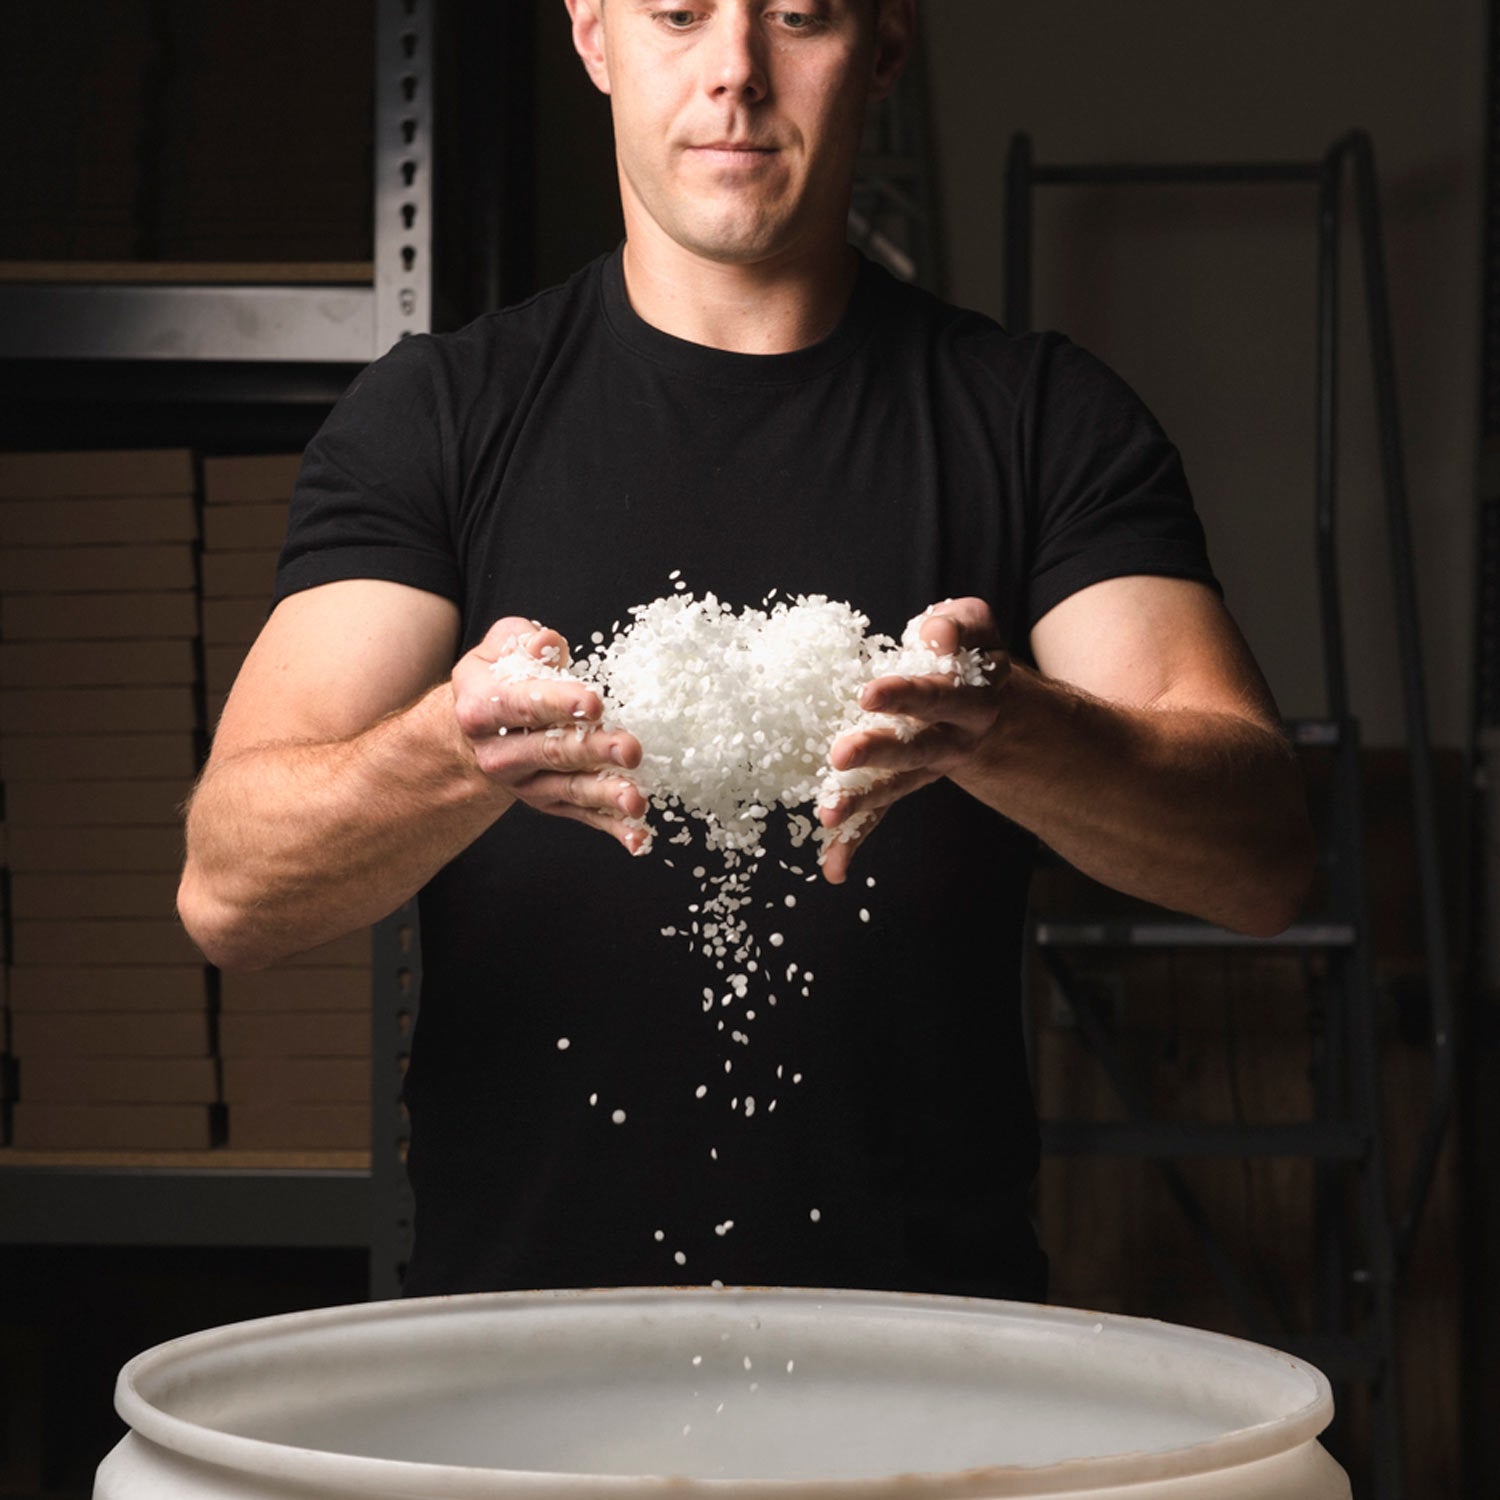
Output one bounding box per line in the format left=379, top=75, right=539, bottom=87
left=278, top=247, right=1217, bottom=1300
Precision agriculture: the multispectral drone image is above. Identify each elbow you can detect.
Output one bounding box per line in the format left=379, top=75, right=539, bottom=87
left=176, top=864, right=279, bottom=972
left=1226, top=802, right=1318, bottom=940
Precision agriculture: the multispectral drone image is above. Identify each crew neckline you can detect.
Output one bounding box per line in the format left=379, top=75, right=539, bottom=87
left=599, top=244, right=887, bottom=387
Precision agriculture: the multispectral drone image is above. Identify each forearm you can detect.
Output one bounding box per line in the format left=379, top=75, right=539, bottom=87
left=957, top=666, right=1313, bottom=935
left=179, top=683, right=511, bottom=970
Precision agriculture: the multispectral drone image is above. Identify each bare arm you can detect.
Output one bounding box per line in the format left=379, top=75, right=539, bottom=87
left=177, top=580, right=646, bottom=971
left=822, top=577, right=1314, bottom=936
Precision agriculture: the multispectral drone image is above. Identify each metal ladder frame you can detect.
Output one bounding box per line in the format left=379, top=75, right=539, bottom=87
left=1009, top=130, right=1456, bottom=1500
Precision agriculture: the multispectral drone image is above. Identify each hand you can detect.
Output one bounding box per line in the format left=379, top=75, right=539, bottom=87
left=819, top=597, right=1011, bottom=883
left=450, top=617, right=650, bottom=854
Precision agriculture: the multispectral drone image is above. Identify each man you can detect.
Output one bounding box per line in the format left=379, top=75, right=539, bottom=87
left=178, top=0, right=1311, bottom=1299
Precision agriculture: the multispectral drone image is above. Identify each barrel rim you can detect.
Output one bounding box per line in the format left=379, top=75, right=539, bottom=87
left=114, top=1285, right=1336, bottom=1498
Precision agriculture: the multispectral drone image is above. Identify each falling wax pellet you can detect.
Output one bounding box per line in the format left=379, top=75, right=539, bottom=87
left=612, top=1109, right=627, bottom=1124
left=675, top=1251, right=687, bottom=1266
left=556, top=1038, right=570, bottom=1050
left=654, top=1229, right=665, bottom=1242
left=810, top=1208, right=822, bottom=1222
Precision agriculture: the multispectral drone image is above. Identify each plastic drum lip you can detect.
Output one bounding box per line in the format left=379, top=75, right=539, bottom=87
left=114, top=1285, right=1336, bottom=1500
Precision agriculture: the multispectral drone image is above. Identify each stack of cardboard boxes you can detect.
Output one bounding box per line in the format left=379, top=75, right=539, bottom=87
left=0, top=450, right=214, bottom=1149
left=8, top=6, right=371, bottom=265
left=202, top=456, right=372, bottom=1152
left=0, top=449, right=374, bottom=1155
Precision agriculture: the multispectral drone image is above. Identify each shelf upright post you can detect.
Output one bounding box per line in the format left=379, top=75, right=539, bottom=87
left=369, top=0, right=434, bottom=1300
left=375, top=0, right=435, bottom=357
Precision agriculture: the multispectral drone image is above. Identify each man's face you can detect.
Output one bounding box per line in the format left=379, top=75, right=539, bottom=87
left=571, top=1, right=904, bottom=268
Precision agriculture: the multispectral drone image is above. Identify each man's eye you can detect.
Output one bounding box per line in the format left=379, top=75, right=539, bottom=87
left=656, top=9, right=699, bottom=27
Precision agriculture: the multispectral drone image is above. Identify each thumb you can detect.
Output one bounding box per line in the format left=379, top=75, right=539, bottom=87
left=908, top=597, right=999, bottom=653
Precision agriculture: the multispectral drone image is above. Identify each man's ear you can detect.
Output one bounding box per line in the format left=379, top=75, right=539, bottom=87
left=868, top=0, right=916, bottom=104
left=565, top=0, right=612, bottom=96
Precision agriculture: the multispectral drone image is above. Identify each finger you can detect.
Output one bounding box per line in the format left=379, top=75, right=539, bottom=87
left=819, top=806, right=888, bottom=885
left=475, top=616, right=571, bottom=668
left=831, top=716, right=975, bottom=775
left=469, top=721, right=642, bottom=779
left=527, top=769, right=650, bottom=821
left=455, top=674, right=606, bottom=740
left=549, top=802, right=654, bottom=857
left=907, top=596, right=1001, bottom=653
left=819, top=768, right=936, bottom=827
left=854, top=669, right=1004, bottom=730
left=490, top=673, right=606, bottom=730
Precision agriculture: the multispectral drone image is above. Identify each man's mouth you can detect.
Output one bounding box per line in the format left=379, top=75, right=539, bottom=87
left=689, top=142, right=780, bottom=167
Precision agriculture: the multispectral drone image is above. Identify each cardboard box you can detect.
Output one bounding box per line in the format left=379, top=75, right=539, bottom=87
left=0, top=639, right=197, bottom=688
left=201, top=597, right=269, bottom=645
left=0, top=732, right=200, bottom=782
left=295, top=929, right=372, bottom=968
left=203, top=504, right=290, bottom=552
left=8, top=966, right=208, bottom=1013
left=0, top=449, right=194, bottom=500
left=220, top=967, right=370, bottom=1012
left=0, top=544, right=196, bottom=593
left=5, top=825, right=185, bottom=873
left=202, top=454, right=302, bottom=504
left=20, top=1055, right=217, bottom=1104
left=6, top=780, right=190, bottom=828
left=219, top=1012, right=369, bottom=1058
left=3, top=685, right=198, bottom=734
left=8, top=872, right=182, bottom=921
left=204, top=643, right=247, bottom=697
left=0, top=497, right=197, bottom=547
left=221, top=1056, right=367, bottom=1105
left=11, top=1103, right=212, bottom=1149
left=1, top=591, right=199, bottom=641
left=11, top=1011, right=210, bottom=1057
left=11, top=920, right=203, bottom=967
left=200, top=550, right=279, bottom=600
left=227, top=1103, right=368, bottom=1150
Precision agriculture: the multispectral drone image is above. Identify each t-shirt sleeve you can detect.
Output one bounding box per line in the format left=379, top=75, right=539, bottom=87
left=274, top=334, right=462, bottom=607
left=1020, top=333, right=1219, bottom=631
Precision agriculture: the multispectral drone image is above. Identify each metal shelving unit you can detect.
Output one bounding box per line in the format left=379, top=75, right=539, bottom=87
left=1008, top=132, right=1455, bottom=1500
left=0, top=0, right=434, bottom=1268
left=0, top=1156, right=370, bottom=1248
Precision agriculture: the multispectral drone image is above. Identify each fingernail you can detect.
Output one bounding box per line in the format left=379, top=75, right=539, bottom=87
left=841, top=746, right=864, bottom=769
left=610, top=742, right=629, bottom=766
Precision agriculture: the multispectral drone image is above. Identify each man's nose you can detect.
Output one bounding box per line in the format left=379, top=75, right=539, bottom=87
left=705, top=12, right=768, bottom=103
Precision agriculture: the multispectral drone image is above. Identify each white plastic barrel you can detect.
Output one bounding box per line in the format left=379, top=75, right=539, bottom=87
left=95, top=1287, right=1350, bottom=1499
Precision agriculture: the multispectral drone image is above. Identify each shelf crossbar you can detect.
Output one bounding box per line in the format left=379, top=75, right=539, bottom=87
left=0, top=284, right=377, bottom=363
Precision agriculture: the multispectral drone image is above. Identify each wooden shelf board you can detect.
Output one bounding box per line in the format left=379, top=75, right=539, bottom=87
left=0, top=1147, right=369, bottom=1171
left=0, top=261, right=374, bottom=286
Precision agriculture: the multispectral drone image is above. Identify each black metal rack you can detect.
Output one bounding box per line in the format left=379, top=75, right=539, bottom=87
left=0, top=0, right=435, bottom=1270
left=1008, top=131, right=1456, bottom=1500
